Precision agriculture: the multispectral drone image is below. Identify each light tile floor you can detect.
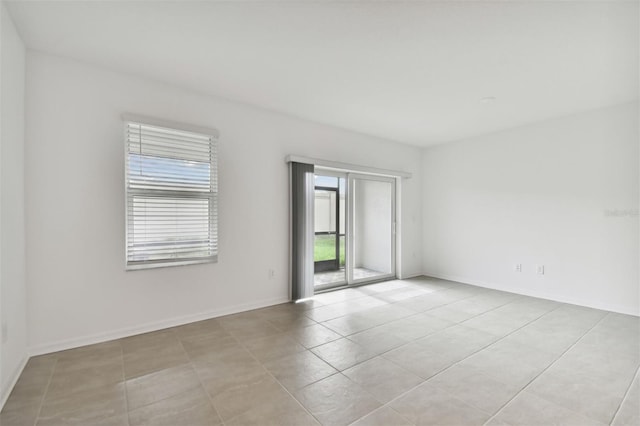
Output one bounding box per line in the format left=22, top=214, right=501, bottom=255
left=314, top=267, right=384, bottom=287
left=1, top=277, right=638, bottom=426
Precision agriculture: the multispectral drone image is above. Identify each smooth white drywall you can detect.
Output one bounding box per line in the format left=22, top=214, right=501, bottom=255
left=0, top=2, right=28, bottom=407
left=354, top=179, right=393, bottom=274
left=25, top=52, right=423, bottom=353
left=422, top=102, right=639, bottom=315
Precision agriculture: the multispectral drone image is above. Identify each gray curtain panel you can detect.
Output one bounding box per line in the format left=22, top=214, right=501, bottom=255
left=291, top=161, right=315, bottom=301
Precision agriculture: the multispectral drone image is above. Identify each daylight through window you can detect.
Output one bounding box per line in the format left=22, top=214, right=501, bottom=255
left=125, top=119, right=218, bottom=269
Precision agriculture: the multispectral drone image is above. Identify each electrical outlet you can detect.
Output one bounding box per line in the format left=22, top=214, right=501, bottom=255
left=514, top=264, right=522, bottom=272
left=2, top=323, right=8, bottom=343
left=537, top=265, right=545, bottom=275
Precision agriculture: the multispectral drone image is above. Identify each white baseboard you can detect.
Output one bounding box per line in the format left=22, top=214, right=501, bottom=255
left=0, top=355, right=28, bottom=411
left=423, top=271, right=640, bottom=317
left=29, top=295, right=290, bottom=356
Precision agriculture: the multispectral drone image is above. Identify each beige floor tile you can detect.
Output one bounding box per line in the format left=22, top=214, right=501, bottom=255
left=544, top=359, right=635, bottom=398
left=373, top=313, right=455, bottom=342
left=305, top=297, right=387, bottom=322
left=417, top=325, right=499, bottom=355
left=390, top=382, right=491, bottom=426
left=500, top=321, right=585, bottom=355
left=491, top=298, right=558, bottom=322
left=324, top=305, right=415, bottom=337
left=313, top=288, right=369, bottom=304
left=383, top=342, right=457, bottom=379
left=526, top=365, right=628, bottom=424
left=219, top=317, right=282, bottom=341
left=3, top=370, right=52, bottom=412
left=46, top=360, right=124, bottom=399
left=439, top=297, right=498, bottom=317
left=243, top=332, right=307, bottom=363
left=286, top=323, right=342, bottom=349
left=225, top=391, right=319, bottom=426
left=194, top=356, right=266, bottom=400
left=293, top=374, right=381, bottom=426
left=612, top=376, right=640, bottom=426
left=123, top=342, right=189, bottom=379
left=311, top=338, right=377, bottom=371
left=350, top=406, right=413, bottom=426
left=424, top=305, right=478, bottom=323
left=462, top=311, right=530, bottom=337
left=128, top=387, right=220, bottom=426
left=552, top=343, right=639, bottom=380
left=253, top=302, right=301, bottom=317
left=126, top=365, right=200, bottom=411
left=355, top=304, right=416, bottom=325
left=21, top=354, right=58, bottom=378
left=393, top=293, right=455, bottom=313
left=0, top=400, right=40, bottom=426
left=38, top=383, right=126, bottom=425
left=343, top=357, right=423, bottom=403
left=346, top=328, right=407, bottom=356
left=208, top=372, right=288, bottom=422
left=55, top=341, right=122, bottom=374
left=4, top=280, right=638, bottom=426
left=322, top=314, right=377, bottom=336
left=548, top=304, right=608, bottom=326
left=357, top=280, right=410, bottom=294
left=180, top=335, right=242, bottom=363
left=263, top=350, right=337, bottom=391
left=577, top=328, right=640, bottom=357
left=459, top=339, right=557, bottom=387
left=268, top=315, right=317, bottom=332
left=597, top=312, right=640, bottom=330
left=120, top=330, right=178, bottom=354
left=255, top=306, right=318, bottom=330
left=490, top=391, right=604, bottom=426
left=427, top=364, right=521, bottom=414
left=37, top=413, right=130, bottom=426
left=172, top=318, right=229, bottom=342
left=372, top=286, right=433, bottom=303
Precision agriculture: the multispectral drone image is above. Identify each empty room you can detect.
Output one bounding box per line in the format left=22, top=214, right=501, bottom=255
left=0, top=1, right=638, bottom=426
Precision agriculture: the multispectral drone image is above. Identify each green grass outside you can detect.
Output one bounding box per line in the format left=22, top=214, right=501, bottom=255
left=314, top=234, right=345, bottom=266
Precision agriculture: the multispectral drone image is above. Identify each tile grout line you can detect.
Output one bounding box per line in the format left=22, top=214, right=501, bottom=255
left=345, top=293, right=557, bottom=426
left=482, top=310, right=612, bottom=426
left=176, top=332, right=228, bottom=426
left=120, top=343, right=131, bottom=426
left=609, top=362, right=639, bottom=425
left=345, top=290, right=526, bottom=366
left=303, top=282, right=458, bottom=324
left=123, top=330, right=210, bottom=421
left=321, top=286, right=491, bottom=341
left=222, top=325, right=325, bottom=426
left=310, top=287, right=496, bottom=373
left=31, top=356, right=58, bottom=426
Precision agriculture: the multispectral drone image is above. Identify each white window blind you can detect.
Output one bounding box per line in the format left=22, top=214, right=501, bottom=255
left=125, top=118, right=218, bottom=269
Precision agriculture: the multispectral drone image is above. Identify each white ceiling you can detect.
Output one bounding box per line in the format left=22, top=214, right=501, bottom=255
left=5, top=1, right=639, bottom=146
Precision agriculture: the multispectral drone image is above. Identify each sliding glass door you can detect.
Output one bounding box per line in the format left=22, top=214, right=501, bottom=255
left=313, top=173, right=346, bottom=290
left=313, top=170, right=395, bottom=290
left=347, top=174, right=396, bottom=284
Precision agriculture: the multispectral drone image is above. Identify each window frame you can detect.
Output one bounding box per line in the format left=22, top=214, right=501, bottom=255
left=123, top=114, right=219, bottom=270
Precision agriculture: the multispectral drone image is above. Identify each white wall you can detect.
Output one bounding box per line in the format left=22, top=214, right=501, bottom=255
left=25, top=52, right=423, bottom=354
left=354, top=179, right=393, bottom=274
left=423, top=102, right=639, bottom=315
left=0, top=2, right=28, bottom=406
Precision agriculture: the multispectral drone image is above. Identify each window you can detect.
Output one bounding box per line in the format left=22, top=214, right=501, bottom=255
left=124, top=116, right=218, bottom=269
